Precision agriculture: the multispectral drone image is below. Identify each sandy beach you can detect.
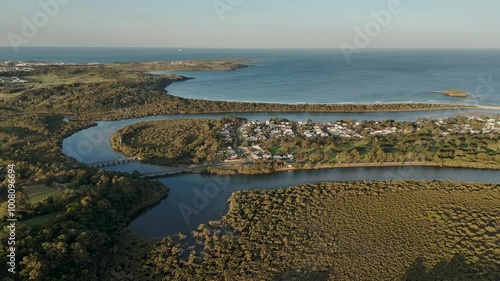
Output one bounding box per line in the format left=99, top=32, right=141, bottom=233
left=478, top=105, right=500, bottom=111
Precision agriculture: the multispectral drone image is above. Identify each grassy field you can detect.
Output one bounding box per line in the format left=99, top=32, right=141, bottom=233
left=21, top=212, right=62, bottom=228
left=0, top=212, right=61, bottom=228
left=0, top=92, right=22, bottom=98
left=0, top=65, right=136, bottom=97
left=26, top=73, right=113, bottom=86
left=24, top=184, right=62, bottom=204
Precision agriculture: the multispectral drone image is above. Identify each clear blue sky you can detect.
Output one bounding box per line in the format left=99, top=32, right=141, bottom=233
left=1, top=0, right=499, bottom=48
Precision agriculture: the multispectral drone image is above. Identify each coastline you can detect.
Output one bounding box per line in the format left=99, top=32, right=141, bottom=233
left=162, top=68, right=499, bottom=110
left=86, top=100, right=485, bottom=122
left=163, top=76, right=486, bottom=113
left=477, top=105, right=500, bottom=110
left=6, top=61, right=498, bottom=124
left=169, top=95, right=483, bottom=109
left=176, top=100, right=479, bottom=112
left=160, top=72, right=499, bottom=117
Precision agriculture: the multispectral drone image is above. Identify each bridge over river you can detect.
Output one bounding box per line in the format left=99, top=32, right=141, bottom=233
left=86, top=157, right=139, bottom=168
left=88, top=158, right=196, bottom=178
left=139, top=169, right=193, bottom=178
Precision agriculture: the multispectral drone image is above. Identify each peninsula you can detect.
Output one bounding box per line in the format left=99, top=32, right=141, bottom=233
left=108, top=58, right=251, bottom=72
left=111, top=116, right=500, bottom=174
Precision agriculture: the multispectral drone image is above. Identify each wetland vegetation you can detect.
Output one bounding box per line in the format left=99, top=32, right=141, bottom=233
left=130, top=180, right=499, bottom=281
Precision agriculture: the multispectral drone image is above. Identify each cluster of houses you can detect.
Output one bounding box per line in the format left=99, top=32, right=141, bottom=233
left=301, top=123, right=329, bottom=138
left=224, top=117, right=500, bottom=145
left=435, top=116, right=500, bottom=135
left=480, top=118, right=500, bottom=134
left=299, top=121, right=364, bottom=138
left=219, top=146, right=239, bottom=161
left=243, top=145, right=295, bottom=161
left=362, top=117, right=500, bottom=136
left=0, top=66, right=34, bottom=73
left=215, top=116, right=499, bottom=163
left=219, top=119, right=370, bottom=163
left=218, top=123, right=234, bottom=142
left=238, top=119, right=301, bottom=141
left=0, top=60, right=79, bottom=88
left=170, top=61, right=195, bottom=66
left=1, top=61, right=35, bottom=74
left=238, top=119, right=365, bottom=140
left=242, top=145, right=271, bottom=160
left=2, top=60, right=66, bottom=67
left=218, top=145, right=295, bottom=163
left=0, top=76, right=28, bottom=84
left=370, top=126, right=400, bottom=136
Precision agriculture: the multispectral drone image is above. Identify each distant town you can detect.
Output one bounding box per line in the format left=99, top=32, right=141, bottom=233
left=0, top=60, right=99, bottom=86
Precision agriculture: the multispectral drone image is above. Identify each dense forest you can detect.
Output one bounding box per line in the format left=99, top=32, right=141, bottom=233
left=111, top=117, right=244, bottom=165
left=0, top=113, right=168, bottom=280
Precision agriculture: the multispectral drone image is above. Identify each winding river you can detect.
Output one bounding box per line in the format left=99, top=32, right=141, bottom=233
left=62, top=110, right=500, bottom=237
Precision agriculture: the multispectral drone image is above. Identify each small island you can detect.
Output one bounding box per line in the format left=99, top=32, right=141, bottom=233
left=435, top=89, right=468, bottom=98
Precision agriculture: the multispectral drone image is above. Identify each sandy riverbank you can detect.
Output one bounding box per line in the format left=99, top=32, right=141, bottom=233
left=274, top=162, right=440, bottom=172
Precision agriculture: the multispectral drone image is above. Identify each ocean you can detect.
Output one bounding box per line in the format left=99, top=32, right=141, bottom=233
left=1, top=47, right=499, bottom=105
